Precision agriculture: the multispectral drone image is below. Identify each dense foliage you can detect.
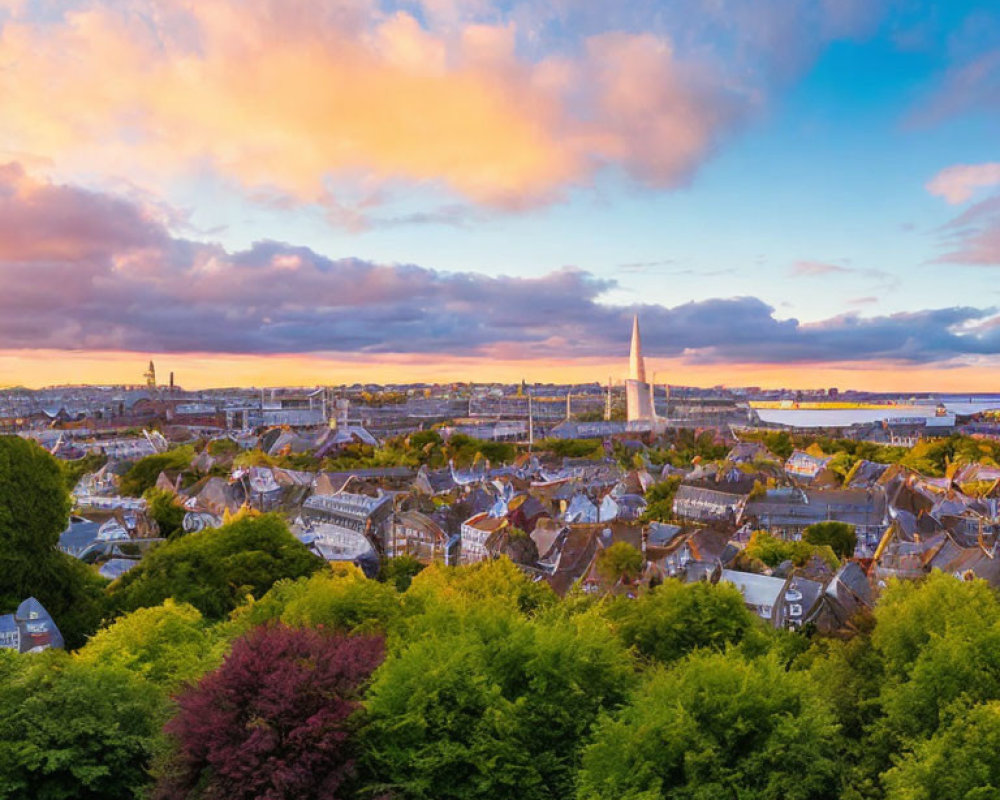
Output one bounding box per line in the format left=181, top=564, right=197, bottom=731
left=804, top=521, right=858, bottom=560
left=107, top=514, right=323, bottom=619
left=640, top=474, right=682, bottom=522
left=743, top=530, right=840, bottom=570
left=605, top=579, right=766, bottom=664
left=0, top=436, right=107, bottom=648
left=144, top=487, right=186, bottom=538
left=363, top=604, right=633, bottom=800
left=156, top=625, right=384, bottom=800
left=0, top=651, right=162, bottom=800
left=595, top=541, right=644, bottom=584
left=577, top=651, right=840, bottom=800
left=119, top=446, right=196, bottom=497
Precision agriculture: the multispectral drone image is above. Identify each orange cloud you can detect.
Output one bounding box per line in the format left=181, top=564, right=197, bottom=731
left=0, top=0, right=738, bottom=211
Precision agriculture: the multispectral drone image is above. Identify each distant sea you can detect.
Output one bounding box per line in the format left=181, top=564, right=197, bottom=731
left=755, top=396, right=1000, bottom=429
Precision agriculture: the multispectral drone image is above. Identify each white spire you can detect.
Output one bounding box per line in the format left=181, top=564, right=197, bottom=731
left=629, top=315, right=646, bottom=384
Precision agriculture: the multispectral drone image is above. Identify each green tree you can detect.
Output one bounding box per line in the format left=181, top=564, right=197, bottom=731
left=477, top=440, right=516, bottom=464
left=75, top=599, right=223, bottom=692
left=405, top=559, right=556, bottom=617
left=804, top=521, right=857, bottom=560
left=743, top=530, right=839, bottom=570
left=0, top=435, right=107, bottom=648
left=107, top=514, right=322, bottom=620
left=228, top=566, right=402, bottom=637
left=363, top=605, right=634, bottom=800
left=871, top=572, right=1000, bottom=681
left=119, top=446, right=195, bottom=497
left=606, top=579, right=767, bottom=664
left=534, top=438, right=604, bottom=459
left=577, top=651, right=841, bottom=800
left=143, top=487, right=185, bottom=539
left=883, top=701, right=1000, bottom=800
left=0, top=652, right=162, bottom=800
left=379, top=554, right=426, bottom=592
left=640, top=475, right=682, bottom=523
left=205, top=437, right=240, bottom=458
left=871, top=574, right=1000, bottom=746
left=595, top=542, right=644, bottom=585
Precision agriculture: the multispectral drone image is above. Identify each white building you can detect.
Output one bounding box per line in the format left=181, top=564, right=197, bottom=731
left=625, top=315, right=655, bottom=423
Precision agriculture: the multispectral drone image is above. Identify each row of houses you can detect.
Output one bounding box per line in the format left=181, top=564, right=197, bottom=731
left=55, top=426, right=1000, bottom=638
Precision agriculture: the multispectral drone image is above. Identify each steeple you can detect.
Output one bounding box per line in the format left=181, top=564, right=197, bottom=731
left=629, top=315, right=646, bottom=384
left=626, top=316, right=654, bottom=423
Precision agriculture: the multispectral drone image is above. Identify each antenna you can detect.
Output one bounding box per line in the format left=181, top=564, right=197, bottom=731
left=649, top=370, right=657, bottom=422
left=528, top=390, right=534, bottom=450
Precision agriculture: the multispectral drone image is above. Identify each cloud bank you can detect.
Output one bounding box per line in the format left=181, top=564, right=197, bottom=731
left=2, top=164, right=999, bottom=367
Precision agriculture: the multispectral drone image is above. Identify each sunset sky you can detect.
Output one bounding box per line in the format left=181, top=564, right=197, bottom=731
left=0, top=0, right=998, bottom=390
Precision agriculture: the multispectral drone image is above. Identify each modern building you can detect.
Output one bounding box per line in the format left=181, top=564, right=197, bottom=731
left=301, top=492, right=394, bottom=552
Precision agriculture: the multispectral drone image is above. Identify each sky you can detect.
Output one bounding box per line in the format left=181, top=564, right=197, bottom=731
left=0, top=0, right=998, bottom=390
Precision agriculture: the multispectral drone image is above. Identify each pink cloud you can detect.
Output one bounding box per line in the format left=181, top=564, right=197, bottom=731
left=934, top=195, right=1000, bottom=266
left=927, top=162, right=1000, bottom=204
left=789, top=260, right=852, bottom=276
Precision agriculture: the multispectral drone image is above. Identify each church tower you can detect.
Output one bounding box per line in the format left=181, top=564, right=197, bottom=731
left=626, top=315, right=654, bottom=421
left=629, top=315, right=646, bottom=384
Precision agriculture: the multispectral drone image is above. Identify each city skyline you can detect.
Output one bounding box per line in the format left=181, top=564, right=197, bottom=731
left=0, top=1, right=998, bottom=389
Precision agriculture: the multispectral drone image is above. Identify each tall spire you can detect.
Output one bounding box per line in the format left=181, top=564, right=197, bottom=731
left=629, top=315, right=646, bottom=384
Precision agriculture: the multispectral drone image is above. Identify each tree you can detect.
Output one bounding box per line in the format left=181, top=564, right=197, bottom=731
left=577, top=651, right=841, bottom=800
left=108, top=514, right=322, bottom=620
left=0, top=652, right=162, bottom=800
left=406, top=559, right=556, bottom=617
left=606, top=579, right=767, bottom=664
left=871, top=573, right=1000, bottom=747
left=119, top=447, right=195, bottom=497
left=0, top=435, right=107, bottom=648
left=378, top=555, right=426, bottom=592
left=743, top=530, right=839, bottom=571
left=640, top=475, right=682, bottom=523
left=871, top=572, right=1000, bottom=681
left=205, top=438, right=240, bottom=458
left=533, top=438, right=604, bottom=459
left=144, top=487, right=186, bottom=539
left=75, top=599, right=223, bottom=692
left=155, top=625, right=384, bottom=800
left=595, top=542, right=644, bottom=585
left=228, top=566, right=402, bottom=637
left=363, top=605, right=634, bottom=800
left=0, top=436, right=72, bottom=584
left=478, top=441, right=516, bottom=464
left=883, top=701, right=1000, bottom=800
left=804, top=521, right=857, bottom=560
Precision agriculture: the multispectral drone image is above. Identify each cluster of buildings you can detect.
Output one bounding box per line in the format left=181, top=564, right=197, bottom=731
left=5, top=320, right=1000, bottom=648
left=44, top=414, right=1000, bottom=638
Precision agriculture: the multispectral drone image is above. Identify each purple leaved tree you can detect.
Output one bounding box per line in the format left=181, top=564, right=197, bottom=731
left=155, top=624, right=384, bottom=800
